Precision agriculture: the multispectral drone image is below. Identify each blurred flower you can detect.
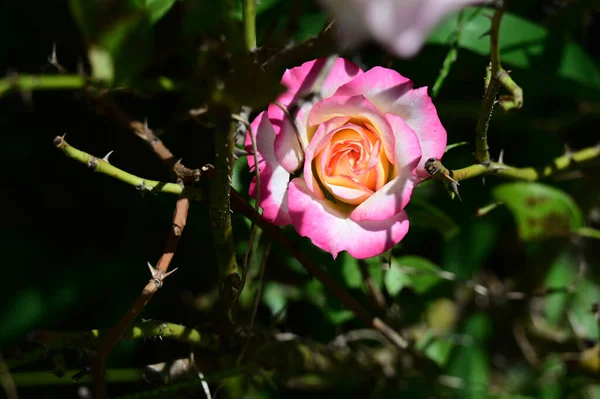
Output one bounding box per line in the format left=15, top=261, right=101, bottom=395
left=319, top=0, right=487, bottom=58
left=246, top=58, right=447, bottom=259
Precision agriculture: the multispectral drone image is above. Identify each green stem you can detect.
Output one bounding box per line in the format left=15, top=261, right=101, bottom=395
left=451, top=145, right=600, bottom=182
left=41, top=321, right=219, bottom=351
left=210, top=117, right=240, bottom=318
left=474, top=71, right=498, bottom=165
left=12, top=369, right=143, bottom=386
left=53, top=136, right=187, bottom=196
left=0, top=74, right=86, bottom=97
left=242, top=0, right=257, bottom=52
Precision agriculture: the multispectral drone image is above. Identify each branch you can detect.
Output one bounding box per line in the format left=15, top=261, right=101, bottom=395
left=230, top=190, right=408, bottom=350
left=92, top=196, right=190, bottom=399
left=489, top=8, right=523, bottom=112
left=11, top=368, right=144, bottom=387
left=88, top=96, right=210, bottom=184
left=210, top=117, right=240, bottom=326
left=36, top=321, right=219, bottom=351
left=449, top=144, right=600, bottom=182
left=242, top=0, right=257, bottom=52
left=0, top=73, right=86, bottom=97
left=53, top=136, right=189, bottom=196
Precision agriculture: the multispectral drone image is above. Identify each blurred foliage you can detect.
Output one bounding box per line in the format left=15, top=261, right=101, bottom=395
left=1, top=0, right=600, bottom=398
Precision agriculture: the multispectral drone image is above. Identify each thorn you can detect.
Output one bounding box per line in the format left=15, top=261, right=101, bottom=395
left=450, top=181, right=462, bottom=202
left=102, top=150, right=114, bottom=163
left=482, top=176, right=486, bottom=186
left=147, top=262, right=157, bottom=276
left=498, top=149, right=505, bottom=164
left=162, top=268, right=178, bottom=279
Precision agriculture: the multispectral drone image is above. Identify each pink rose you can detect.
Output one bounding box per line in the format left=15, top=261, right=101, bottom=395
left=318, top=0, right=486, bottom=58
left=246, top=58, right=446, bottom=259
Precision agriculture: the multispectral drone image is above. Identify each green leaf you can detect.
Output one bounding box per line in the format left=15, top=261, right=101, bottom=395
left=384, top=260, right=411, bottom=296
left=429, top=7, right=600, bottom=95
left=69, top=0, right=152, bottom=84
left=493, top=182, right=584, bottom=240
left=416, top=330, right=454, bottom=367
left=405, top=199, right=459, bottom=239
left=571, top=278, right=600, bottom=339
left=341, top=252, right=362, bottom=289
left=385, top=256, right=444, bottom=296
left=442, top=218, right=498, bottom=279
left=447, top=313, right=492, bottom=399
left=233, top=0, right=281, bottom=20
left=575, top=227, right=600, bottom=240
left=398, top=256, right=444, bottom=294
left=132, top=0, right=176, bottom=24
left=262, top=282, right=288, bottom=316
left=445, top=141, right=469, bottom=153
left=543, top=251, right=578, bottom=325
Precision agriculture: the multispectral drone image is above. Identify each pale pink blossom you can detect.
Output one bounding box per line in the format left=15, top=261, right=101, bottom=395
left=319, top=0, right=486, bottom=58
left=246, top=58, right=447, bottom=259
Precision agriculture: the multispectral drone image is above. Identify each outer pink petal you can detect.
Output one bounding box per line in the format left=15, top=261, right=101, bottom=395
left=245, top=112, right=292, bottom=226
left=269, top=95, right=309, bottom=173
left=335, top=67, right=446, bottom=177
left=308, top=95, right=396, bottom=164
left=280, top=58, right=364, bottom=104
left=350, top=114, right=421, bottom=222
left=288, top=178, right=410, bottom=259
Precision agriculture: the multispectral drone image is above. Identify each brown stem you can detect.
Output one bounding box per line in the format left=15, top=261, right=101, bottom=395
left=87, top=94, right=209, bottom=184
left=92, top=196, right=190, bottom=398
left=230, top=190, right=408, bottom=350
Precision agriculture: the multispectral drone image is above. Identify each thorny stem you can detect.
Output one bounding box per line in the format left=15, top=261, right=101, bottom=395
left=89, top=96, right=208, bottom=184
left=230, top=190, right=409, bottom=350
left=231, top=114, right=261, bottom=298
left=475, top=67, right=498, bottom=165
left=53, top=136, right=190, bottom=196
left=92, top=196, right=190, bottom=399
left=432, top=144, right=600, bottom=183
left=489, top=7, right=523, bottom=112
left=210, top=117, right=240, bottom=323
left=242, top=0, right=257, bottom=52
left=35, top=321, right=220, bottom=350
left=0, top=74, right=86, bottom=97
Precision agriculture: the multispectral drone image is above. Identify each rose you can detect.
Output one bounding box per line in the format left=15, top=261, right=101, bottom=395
left=246, top=58, right=446, bottom=259
left=318, top=0, right=486, bottom=58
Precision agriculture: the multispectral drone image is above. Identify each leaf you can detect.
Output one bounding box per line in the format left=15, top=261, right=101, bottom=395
left=405, top=199, right=459, bottom=239
left=493, top=182, right=584, bottom=240
left=543, top=251, right=578, bottom=325
left=132, top=0, right=177, bottom=24
left=384, top=260, right=411, bottom=296
left=442, top=219, right=498, bottom=279
left=341, top=252, right=362, bottom=289
left=429, top=7, right=600, bottom=97
left=69, top=0, right=152, bottom=84
left=575, top=227, right=600, bottom=240
left=445, top=141, right=469, bottom=153
left=386, top=256, right=444, bottom=296
left=262, top=282, right=288, bottom=316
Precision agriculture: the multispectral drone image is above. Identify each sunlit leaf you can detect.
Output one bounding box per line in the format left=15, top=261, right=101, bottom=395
left=493, top=182, right=584, bottom=240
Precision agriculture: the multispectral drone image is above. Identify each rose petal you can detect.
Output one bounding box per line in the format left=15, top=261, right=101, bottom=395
left=280, top=58, right=364, bottom=104
left=308, top=95, right=396, bottom=164
left=335, top=67, right=446, bottom=176
left=288, top=178, right=410, bottom=259
left=303, top=116, right=351, bottom=196
left=350, top=113, right=421, bottom=222
left=245, top=112, right=292, bottom=225
left=269, top=96, right=310, bottom=173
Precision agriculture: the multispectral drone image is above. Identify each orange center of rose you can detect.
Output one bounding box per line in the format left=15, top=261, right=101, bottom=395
left=313, top=122, right=391, bottom=205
